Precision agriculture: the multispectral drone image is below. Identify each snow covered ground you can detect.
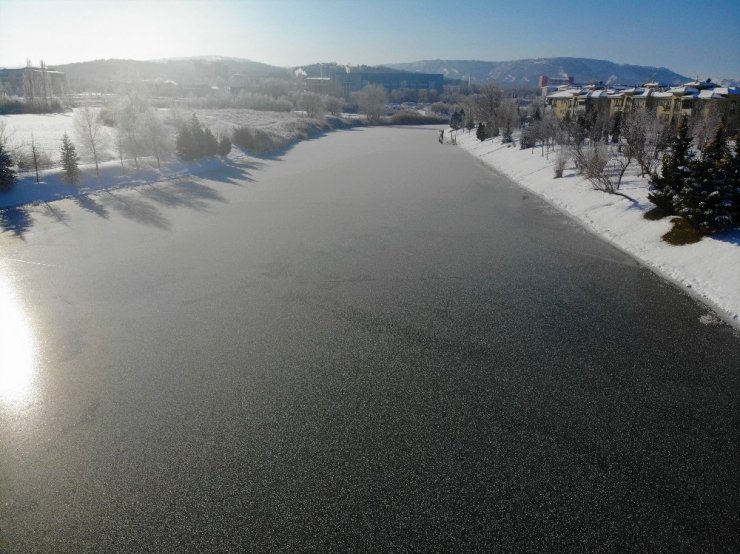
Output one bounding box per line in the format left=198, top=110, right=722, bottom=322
left=455, top=129, right=740, bottom=329
left=0, top=108, right=340, bottom=208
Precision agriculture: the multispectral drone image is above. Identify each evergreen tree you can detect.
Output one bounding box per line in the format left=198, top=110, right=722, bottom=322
left=476, top=122, right=487, bottom=142
left=60, top=133, right=80, bottom=185
left=648, top=116, right=692, bottom=213
left=0, top=140, right=18, bottom=192
left=218, top=136, right=232, bottom=157
left=610, top=112, right=622, bottom=144
left=175, top=125, right=196, bottom=161
left=464, top=111, right=475, bottom=134
left=730, top=140, right=740, bottom=222
left=203, top=128, right=219, bottom=157
left=502, top=122, right=513, bottom=143
left=674, top=124, right=734, bottom=233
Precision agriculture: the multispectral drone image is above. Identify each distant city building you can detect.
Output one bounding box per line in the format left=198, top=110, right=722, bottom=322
left=0, top=65, right=66, bottom=98
left=303, top=69, right=444, bottom=99
left=538, top=75, right=575, bottom=88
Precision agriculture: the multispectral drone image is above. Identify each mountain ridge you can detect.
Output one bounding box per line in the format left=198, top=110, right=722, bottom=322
left=385, top=57, right=692, bottom=87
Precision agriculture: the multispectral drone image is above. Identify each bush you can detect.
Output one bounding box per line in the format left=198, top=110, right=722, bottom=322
left=232, top=126, right=286, bottom=153
left=554, top=148, right=568, bottom=178
left=389, top=111, right=447, bottom=125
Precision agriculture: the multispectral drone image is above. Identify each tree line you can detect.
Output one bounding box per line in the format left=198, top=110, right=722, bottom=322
left=463, top=85, right=738, bottom=235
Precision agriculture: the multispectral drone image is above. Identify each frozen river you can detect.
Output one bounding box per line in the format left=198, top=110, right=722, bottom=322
left=1, top=126, right=738, bottom=550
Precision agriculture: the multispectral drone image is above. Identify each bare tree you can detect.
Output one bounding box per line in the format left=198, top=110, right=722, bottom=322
left=352, top=85, right=387, bottom=123
left=690, top=102, right=722, bottom=150
left=621, top=107, right=665, bottom=177
left=29, top=132, right=41, bottom=183
left=585, top=142, right=635, bottom=201
left=74, top=107, right=109, bottom=176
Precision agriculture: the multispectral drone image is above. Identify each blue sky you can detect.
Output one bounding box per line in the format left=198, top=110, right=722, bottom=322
left=1, top=0, right=738, bottom=79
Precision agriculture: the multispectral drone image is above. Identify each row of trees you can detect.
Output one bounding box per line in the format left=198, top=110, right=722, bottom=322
left=0, top=131, right=81, bottom=190
left=175, top=114, right=230, bottom=160
left=469, top=90, right=738, bottom=234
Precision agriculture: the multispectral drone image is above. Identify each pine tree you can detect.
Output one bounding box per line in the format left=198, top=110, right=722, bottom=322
left=648, top=116, right=692, bottom=213
left=218, top=136, right=232, bottom=157
left=464, top=111, right=475, bottom=134
left=476, top=122, right=487, bottom=142
left=0, top=140, right=18, bottom=192
left=60, top=133, right=80, bottom=185
left=176, top=125, right=196, bottom=161
left=730, top=140, right=740, bottom=222
left=674, top=124, right=734, bottom=234
left=203, top=128, right=219, bottom=157
left=502, top=122, right=513, bottom=143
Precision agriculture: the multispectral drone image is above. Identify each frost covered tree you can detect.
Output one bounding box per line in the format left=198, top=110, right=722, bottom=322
left=0, top=140, right=17, bottom=192
left=352, top=85, right=387, bottom=123
left=141, top=108, right=168, bottom=169
left=325, top=95, right=342, bottom=116
left=648, top=116, right=692, bottom=213
left=60, top=133, right=80, bottom=185
left=621, top=108, right=664, bottom=177
left=298, top=91, right=326, bottom=119
left=74, top=107, right=108, bottom=176
left=690, top=102, right=722, bottom=150
left=673, top=124, right=734, bottom=233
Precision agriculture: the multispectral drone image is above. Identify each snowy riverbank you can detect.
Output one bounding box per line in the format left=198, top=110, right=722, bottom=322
left=455, top=130, right=740, bottom=329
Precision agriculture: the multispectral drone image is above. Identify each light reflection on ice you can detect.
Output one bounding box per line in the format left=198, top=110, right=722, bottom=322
left=0, top=274, right=36, bottom=408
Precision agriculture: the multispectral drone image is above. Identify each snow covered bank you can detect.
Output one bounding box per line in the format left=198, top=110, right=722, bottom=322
left=455, top=131, right=740, bottom=329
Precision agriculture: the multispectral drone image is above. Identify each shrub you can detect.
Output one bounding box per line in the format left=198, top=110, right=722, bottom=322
left=389, top=111, right=447, bottom=125
left=232, top=126, right=286, bottom=153
left=554, top=148, right=568, bottom=178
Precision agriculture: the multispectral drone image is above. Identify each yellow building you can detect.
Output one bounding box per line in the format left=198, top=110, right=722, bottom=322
left=546, top=80, right=739, bottom=133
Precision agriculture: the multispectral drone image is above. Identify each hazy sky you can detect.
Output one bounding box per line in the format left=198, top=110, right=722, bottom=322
left=1, top=0, right=738, bottom=79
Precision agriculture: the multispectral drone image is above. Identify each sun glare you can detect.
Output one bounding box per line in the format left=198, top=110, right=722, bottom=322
left=0, top=274, right=36, bottom=408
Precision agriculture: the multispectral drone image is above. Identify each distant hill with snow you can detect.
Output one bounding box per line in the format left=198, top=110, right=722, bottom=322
left=386, top=57, right=692, bottom=87
left=54, top=57, right=289, bottom=88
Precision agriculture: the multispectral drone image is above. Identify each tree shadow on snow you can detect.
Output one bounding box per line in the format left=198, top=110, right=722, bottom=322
left=0, top=206, right=33, bottom=237
left=138, top=180, right=226, bottom=212
left=73, top=195, right=110, bottom=219
left=712, top=227, right=740, bottom=246
left=37, top=201, right=71, bottom=227
left=102, top=191, right=170, bottom=230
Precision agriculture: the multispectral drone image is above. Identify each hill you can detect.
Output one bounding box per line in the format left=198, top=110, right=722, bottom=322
left=386, top=57, right=691, bottom=87
left=53, top=56, right=290, bottom=90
